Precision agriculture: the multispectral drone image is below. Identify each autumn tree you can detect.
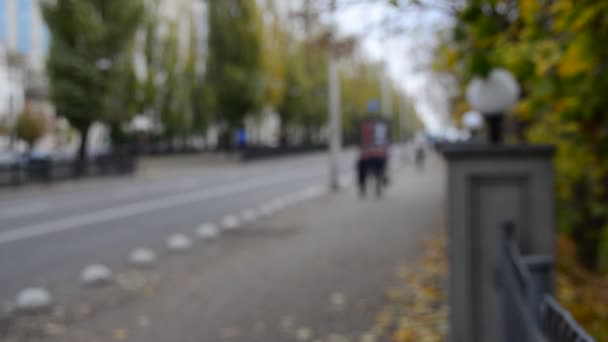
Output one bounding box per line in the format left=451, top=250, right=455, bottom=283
left=434, top=0, right=608, bottom=271
left=0, top=119, right=10, bottom=135
left=15, top=107, right=46, bottom=152
left=260, top=0, right=287, bottom=113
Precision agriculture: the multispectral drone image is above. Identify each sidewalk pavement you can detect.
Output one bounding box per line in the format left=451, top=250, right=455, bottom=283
left=2, top=155, right=445, bottom=342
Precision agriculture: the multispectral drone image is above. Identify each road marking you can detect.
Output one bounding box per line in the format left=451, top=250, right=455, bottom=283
left=0, top=172, right=320, bottom=245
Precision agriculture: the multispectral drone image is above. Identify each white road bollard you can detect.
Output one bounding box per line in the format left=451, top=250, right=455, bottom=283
left=15, top=288, right=53, bottom=313
left=241, top=209, right=258, bottom=223
left=129, top=248, right=157, bottom=268
left=167, top=234, right=192, bottom=253
left=195, top=224, right=220, bottom=241
left=259, top=204, right=275, bottom=217
left=221, top=216, right=241, bottom=231
left=80, top=264, right=112, bottom=286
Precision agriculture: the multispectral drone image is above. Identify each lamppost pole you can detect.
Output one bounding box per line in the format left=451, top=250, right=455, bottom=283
left=8, top=94, right=15, bottom=152
left=328, top=0, right=342, bottom=192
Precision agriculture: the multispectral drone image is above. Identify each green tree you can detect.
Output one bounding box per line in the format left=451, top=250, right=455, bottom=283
left=104, top=50, right=141, bottom=145
left=435, top=0, right=608, bottom=271
left=300, top=42, right=329, bottom=143
left=15, top=107, right=46, bottom=151
left=399, top=95, right=423, bottom=141
left=158, top=21, right=191, bottom=148
left=140, top=4, right=162, bottom=128
left=205, top=0, right=264, bottom=146
left=278, top=43, right=309, bottom=139
left=0, top=119, right=10, bottom=135
left=42, top=0, right=145, bottom=172
left=340, top=60, right=383, bottom=130
left=260, top=0, right=287, bottom=111
left=186, top=17, right=208, bottom=137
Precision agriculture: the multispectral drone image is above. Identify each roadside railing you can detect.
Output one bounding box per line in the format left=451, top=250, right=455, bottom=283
left=240, top=144, right=327, bottom=161
left=0, top=153, right=136, bottom=188
left=501, top=222, right=595, bottom=342
left=540, top=296, right=596, bottom=342
left=0, top=162, right=24, bottom=186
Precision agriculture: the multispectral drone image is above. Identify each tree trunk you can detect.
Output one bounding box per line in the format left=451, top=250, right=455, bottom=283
left=109, top=122, right=123, bottom=149
left=574, top=213, right=604, bottom=271
left=169, top=136, right=176, bottom=153
left=218, top=129, right=232, bottom=151
left=278, top=120, right=288, bottom=147
left=75, top=125, right=90, bottom=177
left=572, top=178, right=607, bottom=271
left=304, top=125, right=313, bottom=145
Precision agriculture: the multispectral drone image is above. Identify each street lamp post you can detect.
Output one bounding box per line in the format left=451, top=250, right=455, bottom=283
left=466, top=68, right=520, bottom=144
left=8, top=94, right=15, bottom=152
left=328, top=0, right=342, bottom=191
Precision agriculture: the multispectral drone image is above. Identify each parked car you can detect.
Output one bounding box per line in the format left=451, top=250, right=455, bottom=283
left=0, top=152, right=27, bottom=168
left=0, top=152, right=28, bottom=185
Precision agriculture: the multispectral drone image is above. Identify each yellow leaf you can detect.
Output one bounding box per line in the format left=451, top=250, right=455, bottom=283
left=394, top=328, right=416, bottom=342
left=446, top=49, right=459, bottom=69
left=113, top=329, right=128, bottom=341
left=550, top=0, right=573, bottom=14
left=558, top=40, right=591, bottom=78
left=572, top=6, right=597, bottom=31
left=514, top=100, right=533, bottom=120
left=532, top=40, right=561, bottom=76
left=554, top=97, right=578, bottom=113
left=520, top=0, right=539, bottom=23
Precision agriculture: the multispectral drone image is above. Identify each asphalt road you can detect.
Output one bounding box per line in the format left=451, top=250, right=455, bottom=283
left=0, top=152, right=358, bottom=301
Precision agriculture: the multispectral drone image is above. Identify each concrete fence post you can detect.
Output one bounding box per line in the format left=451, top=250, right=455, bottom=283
left=442, top=144, right=555, bottom=342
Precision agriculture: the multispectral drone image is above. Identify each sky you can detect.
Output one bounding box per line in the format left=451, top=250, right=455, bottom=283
left=332, top=1, right=456, bottom=135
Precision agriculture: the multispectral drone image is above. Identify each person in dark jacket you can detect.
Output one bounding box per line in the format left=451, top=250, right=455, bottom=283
left=357, top=118, right=389, bottom=198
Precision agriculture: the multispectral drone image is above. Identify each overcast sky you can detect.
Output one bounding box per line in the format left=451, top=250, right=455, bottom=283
left=332, top=1, right=455, bottom=135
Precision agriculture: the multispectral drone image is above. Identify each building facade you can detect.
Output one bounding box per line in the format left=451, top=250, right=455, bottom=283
left=0, top=0, right=48, bottom=119
left=0, top=0, right=48, bottom=71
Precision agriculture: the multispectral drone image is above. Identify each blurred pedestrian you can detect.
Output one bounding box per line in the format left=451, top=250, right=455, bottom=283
left=357, top=117, right=390, bottom=198
left=415, top=144, right=425, bottom=170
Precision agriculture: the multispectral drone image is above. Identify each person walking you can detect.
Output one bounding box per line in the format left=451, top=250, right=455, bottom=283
left=357, top=117, right=389, bottom=198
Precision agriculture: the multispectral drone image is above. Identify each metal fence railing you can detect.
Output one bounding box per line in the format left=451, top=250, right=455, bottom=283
left=540, top=296, right=596, bottom=342
left=501, top=222, right=595, bottom=342
left=0, top=153, right=136, bottom=188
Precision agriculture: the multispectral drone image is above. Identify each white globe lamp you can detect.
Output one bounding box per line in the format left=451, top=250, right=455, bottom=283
left=462, top=110, right=483, bottom=130
left=466, top=69, right=520, bottom=144
left=461, top=110, right=483, bottom=141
